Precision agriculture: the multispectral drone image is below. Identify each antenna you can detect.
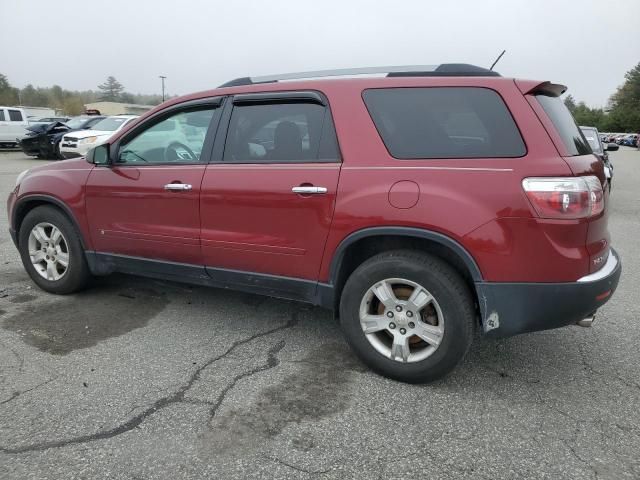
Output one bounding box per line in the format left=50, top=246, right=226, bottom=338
left=490, top=50, right=506, bottom=71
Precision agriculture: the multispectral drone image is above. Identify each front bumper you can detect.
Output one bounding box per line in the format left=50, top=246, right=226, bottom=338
left=476, top=248, right=621, bottom=337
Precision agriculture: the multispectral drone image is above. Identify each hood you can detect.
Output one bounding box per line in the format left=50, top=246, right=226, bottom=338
left=64, top=129, right=115, bottom=140
left=27, top=157, right=93, bottom=175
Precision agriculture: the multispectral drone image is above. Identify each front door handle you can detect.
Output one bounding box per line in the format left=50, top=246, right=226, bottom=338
left=292, top=186, right=328, bottom=195
left=164, top=183, right=192, bottom=191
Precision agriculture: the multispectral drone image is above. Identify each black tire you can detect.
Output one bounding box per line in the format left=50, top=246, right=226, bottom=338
left=54, top=142, right=63, bottom=160
left=339, top=250, right=475, bottom=383
left=18, top=205, right=91, bottom=294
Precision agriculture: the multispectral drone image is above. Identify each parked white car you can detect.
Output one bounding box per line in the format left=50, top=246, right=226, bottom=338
left=59, top=115, right=139, bottom=158
left=0, top=107, right=30, bottom=147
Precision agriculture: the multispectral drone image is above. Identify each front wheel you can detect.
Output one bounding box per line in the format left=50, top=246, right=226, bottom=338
left=18, top=205, right=91, bottom=294
left=339, top=250, right=475, bottom=383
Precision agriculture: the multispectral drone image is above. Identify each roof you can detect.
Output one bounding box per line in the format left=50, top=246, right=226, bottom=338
left=219, top=63, right=500, bottom=87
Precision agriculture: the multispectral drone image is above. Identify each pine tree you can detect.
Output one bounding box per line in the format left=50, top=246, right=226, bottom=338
left=97, top=76, right=125, bottom=102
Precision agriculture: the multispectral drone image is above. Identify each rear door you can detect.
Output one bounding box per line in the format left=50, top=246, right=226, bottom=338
left=0, top=109, right=8, bottom=142
left=85, top=99, right=223, bottom=266
left=200, top=91, right=341, bottom=282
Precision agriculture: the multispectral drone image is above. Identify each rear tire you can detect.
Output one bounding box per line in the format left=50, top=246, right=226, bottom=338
left=339, top=250, right=475, bottom=383
left=18, top=205, right=91, bottom=294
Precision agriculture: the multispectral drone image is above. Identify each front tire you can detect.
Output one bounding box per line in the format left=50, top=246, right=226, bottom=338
left=18, top=205, right=91, bottom=294
left=339, top=250, right=475, bottom=383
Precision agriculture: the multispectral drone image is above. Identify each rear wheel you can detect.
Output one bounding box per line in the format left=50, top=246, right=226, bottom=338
left=18, top=206, right=91, bottom=294
left=339, top=250, right=475, bottom=383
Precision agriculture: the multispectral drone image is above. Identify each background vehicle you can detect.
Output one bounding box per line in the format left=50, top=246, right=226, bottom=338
left=7, top=64, right=621, bottom=383
left=59, top=115, right=138, bottom=158
left=621, top=134, right=638, bottom=147
left=28, top=116, right=70, bottom=127
left=580, top=126, right=617, bottom=190
left=0, top=106, right=29, bottom=147
left=19, top=115, right=106, bottom=159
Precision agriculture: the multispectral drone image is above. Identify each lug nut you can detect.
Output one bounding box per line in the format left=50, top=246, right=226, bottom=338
left=408, top=322, right=415, bottom=329
left=395, top=305, right=403, bottom=312
left=400, top=328, right=406, bottom=335
left=387, top=311, right=394, bottom=318
left=389, top=322, right=396, bottom=329
left=406, top=311, right=413, bottom=317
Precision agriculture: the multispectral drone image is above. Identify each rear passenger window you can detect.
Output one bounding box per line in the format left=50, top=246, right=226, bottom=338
left=363, top=87, right=526, bottom=159
left=535, top=95, right=591, bottom=156
left=0, top=110, right=5, bottom=121
left=224, top=102, right=340, bottom=163
left=8, top=110, right=23, bottom=122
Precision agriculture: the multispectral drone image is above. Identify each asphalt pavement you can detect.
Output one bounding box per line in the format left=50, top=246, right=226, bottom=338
left=0, top=148, right=639, bottom=479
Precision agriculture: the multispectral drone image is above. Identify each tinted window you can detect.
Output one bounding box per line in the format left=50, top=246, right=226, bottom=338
left=119, top=108, right=216, bottom=164
left=363, top=87, right=526, bottom=159
left=8, top=110, right=23, bottom=122
left=0, top=110, right=5, bottom=121
left=536, top=95, right=591, bottom=156
left=580, top=127, right=602, bottom=154
left=224, top=102, right=340, bottom=162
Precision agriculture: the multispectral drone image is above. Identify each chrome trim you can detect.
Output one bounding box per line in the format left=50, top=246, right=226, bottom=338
left=292, top=186, right=328, bottom=194
left=577, top=250, right=618, bottom=283
left=164, top=183, right=192, bottom=191
left=252, top=65, right=438, bottom=83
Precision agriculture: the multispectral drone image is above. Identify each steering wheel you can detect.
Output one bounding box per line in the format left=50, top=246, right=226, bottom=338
left=164, top=141, right=197, bottom=162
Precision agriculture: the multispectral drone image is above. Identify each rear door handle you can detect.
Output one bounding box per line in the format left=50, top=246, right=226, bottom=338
left=164, top=183, right=192, bottom=191
left=292, top=186, right=328, bottom=195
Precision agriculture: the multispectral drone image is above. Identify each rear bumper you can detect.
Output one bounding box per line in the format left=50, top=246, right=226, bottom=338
left=476, top=248, right=621, bottom=337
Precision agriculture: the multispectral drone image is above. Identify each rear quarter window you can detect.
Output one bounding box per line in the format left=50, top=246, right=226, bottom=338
left=8, top=110, right=23, bottom=122
left=535, top=95, right=591, bottom=156
left=362, top=87, right=526, bottom=159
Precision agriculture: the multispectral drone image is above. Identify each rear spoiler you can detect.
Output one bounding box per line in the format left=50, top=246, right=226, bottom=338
left=515, top=79, right=567, bottom=97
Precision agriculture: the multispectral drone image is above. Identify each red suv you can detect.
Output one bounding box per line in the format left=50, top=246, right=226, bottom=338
left=7, top=64, right=621, bottom=383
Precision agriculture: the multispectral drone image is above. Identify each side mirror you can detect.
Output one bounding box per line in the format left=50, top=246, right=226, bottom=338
left=86, top=144, right=110, bottom=165
left=606, top=143, right=619, bottom=152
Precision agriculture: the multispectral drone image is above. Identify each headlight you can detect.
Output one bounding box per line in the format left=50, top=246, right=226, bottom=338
left=81, top=136, right=98, bottom=144
left=15, top=169, right=30, bottom=187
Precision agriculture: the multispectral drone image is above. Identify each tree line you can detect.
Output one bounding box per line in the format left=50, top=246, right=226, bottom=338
left=564, top=62, right=640, bottom=133
left=0, top=74, right=166, bottom=115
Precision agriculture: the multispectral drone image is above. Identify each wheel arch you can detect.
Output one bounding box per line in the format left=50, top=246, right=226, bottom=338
left=327, top=227, right=483, bottom=310
left=12, top=195, right=88, bottom=250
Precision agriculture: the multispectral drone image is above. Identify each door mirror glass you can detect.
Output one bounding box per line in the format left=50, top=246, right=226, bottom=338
left=88, top=144, right=110, bottom=165
left=606, top=143, right=619, bottom=151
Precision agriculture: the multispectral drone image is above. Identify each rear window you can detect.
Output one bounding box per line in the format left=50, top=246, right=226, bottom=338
left=535, top=95, right=591, bottom=156
left=362, top=87, right=526, bottom=159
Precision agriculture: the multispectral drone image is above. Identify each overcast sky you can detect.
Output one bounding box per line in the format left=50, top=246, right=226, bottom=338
left=1, top=0, right=638, bottom=107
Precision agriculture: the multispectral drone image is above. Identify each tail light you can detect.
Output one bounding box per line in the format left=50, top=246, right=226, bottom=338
left=522, top=176, right=604, bottom=219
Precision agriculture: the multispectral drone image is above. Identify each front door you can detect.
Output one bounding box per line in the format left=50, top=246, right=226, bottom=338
left=85, top=103, right=221, bottom=265
left=200, top=93, right=342, bottom=281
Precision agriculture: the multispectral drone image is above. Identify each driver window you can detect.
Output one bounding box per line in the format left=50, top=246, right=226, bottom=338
left=118, top=108, right=216, bottom=165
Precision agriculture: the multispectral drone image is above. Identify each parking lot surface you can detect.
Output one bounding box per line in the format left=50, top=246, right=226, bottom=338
left=0, top=148, right=639, bottom=479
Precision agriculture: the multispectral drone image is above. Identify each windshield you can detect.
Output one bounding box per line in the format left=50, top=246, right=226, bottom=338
left=65, top=117, right=88, bottom=129
left=580, top=127, right=602, bottom=153
left=91, top=117, right=129, bottom=131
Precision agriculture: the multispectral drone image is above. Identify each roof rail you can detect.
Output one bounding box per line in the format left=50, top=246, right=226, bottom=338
left=219, top=63, right=500, bottom=88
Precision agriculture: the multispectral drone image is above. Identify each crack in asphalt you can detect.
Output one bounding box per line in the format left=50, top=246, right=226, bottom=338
left=262, top=454, right=332, bottom=476
left=0, top=311, right=300, bottom=454
left=0, top=376, right=58, bottom=406
left=208, top=339, right=286, bottom=421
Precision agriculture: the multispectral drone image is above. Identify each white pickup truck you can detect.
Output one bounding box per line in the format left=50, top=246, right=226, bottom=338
left=0, top=107, right=29, bottom=147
